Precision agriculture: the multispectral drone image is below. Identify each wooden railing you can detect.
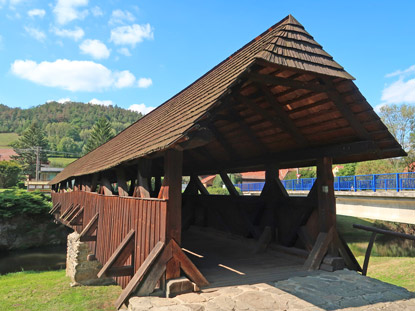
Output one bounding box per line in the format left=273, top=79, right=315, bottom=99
left=51, top=191, right=167, bottom=288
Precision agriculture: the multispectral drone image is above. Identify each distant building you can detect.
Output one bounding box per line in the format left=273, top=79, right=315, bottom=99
left=26, top=166, right=64, bottom=192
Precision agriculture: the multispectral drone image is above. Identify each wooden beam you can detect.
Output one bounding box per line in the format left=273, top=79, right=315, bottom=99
left=333, top=230, right=362, bottom=272
left=79, top=213, right=99, bottom=242
left=324, top=78, right=372, bottom=141
left=249, top=72, right=328, bottom=94
left=209, top=124, right=236, bottom=160
left=116, top=169, right=129, bottom=197
left=105, top=265, right=134, bottom=277
left=174, top=127, right=213, bottom=151
left=316, top=157, right=336, bottom=233
left=134, top=159, right=151, bottom=198
left=49, top=202, right=61, bottom=215
left=69, top=206, right=84, bottom=226
left=163, top=150, right=183, bottom=244
left=100, top=177, right=113, bottom=196
left=254, top=83, right=308, bottom=145
left=98, top=229, right=135, bottom=278
left=114, top=241, right=165, bottom=310
left=193, top=174, right=209, bottom=195
left=170, top=239, right=209, bottom=287
left=220, top=172, right=240, bottom=196
left=303, top=227, right=334, bottom=270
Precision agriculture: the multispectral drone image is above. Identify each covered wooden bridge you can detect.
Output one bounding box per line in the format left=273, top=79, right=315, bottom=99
left=49, top=15, right=405, bottom=309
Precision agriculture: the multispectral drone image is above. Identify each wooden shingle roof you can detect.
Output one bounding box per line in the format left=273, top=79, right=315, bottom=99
left=51, top=15, right=400, bottom=184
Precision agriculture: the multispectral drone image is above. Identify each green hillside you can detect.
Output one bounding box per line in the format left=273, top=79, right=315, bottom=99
left=0, top=133, right=19, bottom=148
left=0, top=101, right=142, bottom=156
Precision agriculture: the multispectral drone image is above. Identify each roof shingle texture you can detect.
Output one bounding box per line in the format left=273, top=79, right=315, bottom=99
left=51, top=15, right=354, bottom=184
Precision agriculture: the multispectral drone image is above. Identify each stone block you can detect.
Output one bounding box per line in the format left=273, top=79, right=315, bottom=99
left=166, top=277, right=196, bottom=298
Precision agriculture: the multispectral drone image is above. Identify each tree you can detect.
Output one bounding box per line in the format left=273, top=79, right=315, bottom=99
left=57, top=137, right=81, bottom=154
left=285, top=167, right=316, bottom=180
left=0, top=161, right=22, bottom=188
left=12, top=122, right=48, bottom=178
left=83, top=117, right=114, bottom=154
left=337, top=163, right=357, bottom=176
left=379, top=104, right=415, bottom=171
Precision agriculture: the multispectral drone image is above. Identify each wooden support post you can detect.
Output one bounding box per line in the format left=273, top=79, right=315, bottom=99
left=316, top=157, right=336, bottom=233
left=79, top=213, right=99, bottom=242
left=116, top=169, right=129, bottom=197
left=134, top=159, right=151, bottom=198
left=100, top=177, right=113, bottom=196
left=362, top=232, right=377, bottom=276
left=91, top=173, right=98, bottom=192
left=304, top=227, right=334, bottom=270
left=220, top=172, right=239, bottom=196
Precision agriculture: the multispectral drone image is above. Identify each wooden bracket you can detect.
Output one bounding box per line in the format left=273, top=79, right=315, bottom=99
left=49, top=202, right=61, bottom=215
left=303, top=227, right=334, bottom=270
left=59, top=203, right=74, bottom=219
left=63, top=204, right=81, bottom=223
left=69, top=207, right=84, bottom=226
left=220, top=172, right=240, bottom=196
left=98, top=229, right=135, bottom=279
left=115, top=239, right=208, bottom=310
left=79, top=213, right=99, bottom=242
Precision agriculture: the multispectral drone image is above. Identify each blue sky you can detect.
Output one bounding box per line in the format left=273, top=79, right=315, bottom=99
left=0, top=0, right=414, bottom=114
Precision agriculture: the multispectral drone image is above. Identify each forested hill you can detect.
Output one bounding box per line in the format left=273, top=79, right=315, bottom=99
left=0, top=102, right=141, bottom=134
left=0, top=101, right=142, bottom=156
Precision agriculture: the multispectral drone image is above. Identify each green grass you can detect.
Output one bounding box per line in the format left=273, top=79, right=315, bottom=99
left=48, top=157, right=77, bottom=168
left=356, top=256, right=415, bottom=292
left=0, top=270, right=121, bottom=311
left=0, top=133, right=19, bottom=148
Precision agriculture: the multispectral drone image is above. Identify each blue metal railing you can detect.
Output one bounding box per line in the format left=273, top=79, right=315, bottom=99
left=235, top=172, right=415, bottom=193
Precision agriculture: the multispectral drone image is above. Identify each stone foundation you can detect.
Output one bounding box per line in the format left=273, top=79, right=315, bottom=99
left=66, top=231, right=114, bottom=286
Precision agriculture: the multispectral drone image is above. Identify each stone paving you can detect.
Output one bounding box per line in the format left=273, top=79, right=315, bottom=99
left=126, top=270, right=415, bottom=311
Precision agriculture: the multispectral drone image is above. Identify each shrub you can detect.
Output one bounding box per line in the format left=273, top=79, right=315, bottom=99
left=0, top=189, right=51, bottom=218
left=207, top=186, right=242, bottom=195
left=0, top=161, right=22, bottom=188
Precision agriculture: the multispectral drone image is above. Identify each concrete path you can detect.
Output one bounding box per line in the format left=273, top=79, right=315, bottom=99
left=126, top=270, right=415, bottom=311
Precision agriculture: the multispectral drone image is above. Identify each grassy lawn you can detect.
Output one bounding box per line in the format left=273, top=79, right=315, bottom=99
left=0, top=270, right=121, bottom=311
left=0, top=133, right=19, bottom=148
left=337, top=215, right=415, bottom=292
left=48, top=157, right=77, bottom=168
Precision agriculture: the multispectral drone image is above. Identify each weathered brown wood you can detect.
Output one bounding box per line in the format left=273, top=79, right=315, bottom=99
left=59, top=203, right=74, bottom=219
left=334, top=230, right=362, bottom=272
left=98, top=229, right=135, bottom=278
left=116, top=169, right=129, bottom=197
left=106, top=265, right=134, bottom=277
left=220, top=172, right=240, bottom=196
left=114, top=241, right=165, bottom=309
left=255, top=83, right=309, bottom=145
left=164, top=150, right=183, bottom=243
left=297, top=226, right=314, bottom=252
left=254, top=226, right=272, bottom=253
left=64, top=204, right=81, bottom=222
left=136, top=243, right=173, bottom=296
left=135, top=159, right=151, bottom=198
left=362, top=232, right=377, bottom=276
left=69, top=206, right=84, bottom=226
left=171, top=239, right=209, bottom=287
left=193, top=174, right=209, bottom=195
left=49, top=202, right=61, bottom=214
left=303, top=227, right=334, bottom=271
left=100, top=177, right=113, bottom=195
left=91, top=173, right=98, bottom=192
left=165, top=256, right=180, bottom=280
left=316, top=157, right=336, bottom=233
left=209, top=124, right=236, bottom=160
left=183, top=175, right=199, bottom=196
left=79, top=213, right=99, bottom=242
left=249, top=72, right=328, bottom=94
left=174, top=127, right=213, bottom=151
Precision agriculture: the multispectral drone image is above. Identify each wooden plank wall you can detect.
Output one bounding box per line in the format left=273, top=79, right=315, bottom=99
left=52, top=192, right=167, bottom=289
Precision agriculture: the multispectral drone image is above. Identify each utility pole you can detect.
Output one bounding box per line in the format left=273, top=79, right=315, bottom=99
left=35, top=146, right=40, bottom=181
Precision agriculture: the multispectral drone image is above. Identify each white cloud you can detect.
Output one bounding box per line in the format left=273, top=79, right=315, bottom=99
left=52, top=26, right=84, bottom=41
left=28, top=9, right=45, bottom=18
left=386, top=65, right=415, bottom=78
left=91, top=6, right=102, bottom=17
left=115, top=70, right=135, bottom=88
left=80, top=39, right=110, bottom=59
left=109, top=9, right=135, bottom=25
left=381, top=65, right=415, bottom=106
left=381, top=78, right=415, bottom=105
left=110, top=23, right=153, bottom=47
left=53, top=0, right=88, bottom=25
left=24, top=26, right=46, bottom=42
left=47, top=97, right=71, bottom=104
left=89, top=98, right=113, bottom=106
left=117, top=47, right=131, bottom=56
left=137, top=77, right=152, bottom=88
left=128, top=103, right=155, bottom=115
left=11, top=59, right=137, bottom=92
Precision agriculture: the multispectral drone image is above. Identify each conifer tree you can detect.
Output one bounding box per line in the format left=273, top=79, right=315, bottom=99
left=83, top=117, right=114, bottom=154
left=12, top=122, right=49, bottom=178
